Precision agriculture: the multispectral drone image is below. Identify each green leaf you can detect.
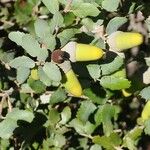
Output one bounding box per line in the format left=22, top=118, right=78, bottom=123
left=77, top=101, right=96, bottom=123
left=9, top=56, right=35, bottom=68
left=8, top=31, right=25, bottom=46
left=69, top=119, right=96, bottom=135
left=22, top=34, right=48, bottom=61
left=60, top=106, right=71, bottom=124
left=87, top=64, right=100, bottom=80
left=83, top=88, right=107, bottom=104
left=102, top=0, right=120, bottom=12
left=53, top=134, right=66, bottom=148
left=140, top=86, right=150, bottom=100
left=50, top=88, right=67, bottom=104
left=94, top=104, right=120, bottom=136
left=92, top=133, right=122, bottom=150
left=100, top=56, right=124, bottom=76
left=38, top=66, right=52, bottom=86
left=57, top=28, right=79, bottom=46
left=106, top=17, right=128, bottom=35
left=42, top=0, right=59, bottom=14
left=17, top=67, right=30, bottom=84
left=100, top=75, right=131, bottom=90
left=43, top=62, right=62, bottom=82
left=64, top=12, right=76, bottom=26
left=49, top=108, right=60, bottom=125
left=28, top=78, right=46, bottom=94
left=123, top=126, right=143, bottom=150
left=144, top=119, right=150, bottom=135
left=72, top=3, right=100, bottom=18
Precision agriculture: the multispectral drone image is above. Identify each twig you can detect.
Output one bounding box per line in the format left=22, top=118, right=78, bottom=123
left=64, top=0, right=73, bottom=13
left=0, top=88, right=13, bottom=119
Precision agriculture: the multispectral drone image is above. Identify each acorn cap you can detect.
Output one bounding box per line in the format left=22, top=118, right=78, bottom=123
left=107, top=31, right=143, bottom=52
left=58, top=60, right=72, bottom=73
left=61, top=42, right=76, bottom=62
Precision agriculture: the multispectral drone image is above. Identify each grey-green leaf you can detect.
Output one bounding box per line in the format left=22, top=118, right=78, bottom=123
left=43, top=62, right=62, bottom=82
left=6, top=108, right=34, bottom=123
left=9, top=56, right=35, bottom=68
left=140, top=86, right=150, bottom=100
left=57, top=28, right=79, bottom=46
left=34, top=19, right=51, bottom=38
left=60, top=106, right=71, bottom=124
left=87, top=64, right=100, bottom=80
left=38, top=67, right=52, bottom=86
left=77, top=101, right=96, bottom=123
left=42, top=0, right=59, bottom=14
left=0, top=119, right=17, bottom=139
left=72, top=3, right=100, bottom=18
left=17, top=67, right=30, bottom=84
left=22, top=34, right=48, bottom=61
left=50, top=88, right=67, bottom=104
left=102, top=0, right=120, bottom=12
left=106, top=17, right=128, bottom=35
left=100, top=56, right=124, bottom=76
left=8, top=31, right=25, bottom=46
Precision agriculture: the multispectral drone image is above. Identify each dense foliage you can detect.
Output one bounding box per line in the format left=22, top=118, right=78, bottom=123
left=0, top=0, right=150, bottom=149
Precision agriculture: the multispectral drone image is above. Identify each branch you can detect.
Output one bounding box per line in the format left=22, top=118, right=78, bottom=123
left=64, top=0, right=73, bottom=13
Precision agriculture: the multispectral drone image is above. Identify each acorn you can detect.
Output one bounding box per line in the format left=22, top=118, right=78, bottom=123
left=61, top=42, right=104, bottom=62
left=107, top=31, right=143, bottom=52
left=59, top=61, right=82, bottom=97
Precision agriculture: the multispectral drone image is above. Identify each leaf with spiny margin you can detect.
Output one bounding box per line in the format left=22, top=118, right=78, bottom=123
left=83, top=88, right=107, bottom=105
left=106, top=17, right=128, bottom=35
left=92, top=133, right=122, bottom=150
left=22, top=34, right=48, bottom=61
left=94, top=104, right=120, bottom=136
left=43, top=62, right=62, bottom=82
left=8, top=31, right=25, bottom=46
left=123, top=126, right=143, bottom=150
left=100, top=56, right=124, bottom=76
left=9, top=56, right=35, bottom=68
left=77, top=101, right=96, bottom=123
left=17, top=67, right=30, bottom=84
left=69, top=118, right=96, bottom=135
